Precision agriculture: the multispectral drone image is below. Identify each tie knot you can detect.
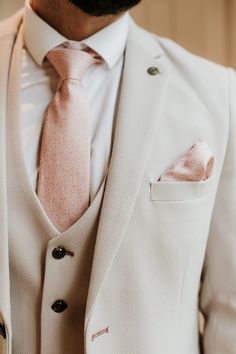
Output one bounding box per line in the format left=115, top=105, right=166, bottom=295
left=46, top=46, right=103, bottom=81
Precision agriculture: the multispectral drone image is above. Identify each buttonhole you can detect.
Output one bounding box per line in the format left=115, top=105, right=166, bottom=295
left=91, top=326, right=109, bottom=342
left=65, top=250, right=74, bottom=257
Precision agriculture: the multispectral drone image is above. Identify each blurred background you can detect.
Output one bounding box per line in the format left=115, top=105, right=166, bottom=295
left=0, top=0, right=235, bottom=67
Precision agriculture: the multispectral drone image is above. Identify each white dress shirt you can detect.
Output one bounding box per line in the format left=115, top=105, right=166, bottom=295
left=21, top=0, right=130, bottom=203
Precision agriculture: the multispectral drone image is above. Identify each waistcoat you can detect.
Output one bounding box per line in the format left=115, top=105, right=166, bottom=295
left=6, top=36, right=109, bottom=353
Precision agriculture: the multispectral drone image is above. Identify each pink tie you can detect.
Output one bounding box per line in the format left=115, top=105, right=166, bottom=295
left=36, top=45, right=103, bottom=232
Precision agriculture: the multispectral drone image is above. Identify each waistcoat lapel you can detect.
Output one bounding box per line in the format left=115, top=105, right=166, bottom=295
left=85, top=17, right=169, bottom=329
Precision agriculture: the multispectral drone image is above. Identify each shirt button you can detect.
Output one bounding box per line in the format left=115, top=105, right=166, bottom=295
left=51, top=300, right=68, bottom=313
left=52, top=246, right=66, bottom=259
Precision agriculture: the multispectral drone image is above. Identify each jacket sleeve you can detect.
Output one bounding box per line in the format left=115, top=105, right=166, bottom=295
left=199, top=67, right=236, bottom=353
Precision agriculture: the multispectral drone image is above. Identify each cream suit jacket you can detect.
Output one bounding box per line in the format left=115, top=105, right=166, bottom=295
left=0, top=8, right=236, bottom=354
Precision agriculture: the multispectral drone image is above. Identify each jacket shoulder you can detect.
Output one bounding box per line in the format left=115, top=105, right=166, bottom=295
left=138, top=29, right=233, bottom=121
left=0, top=8, right=24, bottom=40
left=152, top=34, right=229, bottom=79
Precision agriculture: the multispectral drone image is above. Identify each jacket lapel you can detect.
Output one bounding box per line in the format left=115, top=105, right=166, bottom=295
left=0, top=33, right=13, bottom=352
left=0, top=9, right=24, bottom=352
left=85, top=17, right=169, bottom=327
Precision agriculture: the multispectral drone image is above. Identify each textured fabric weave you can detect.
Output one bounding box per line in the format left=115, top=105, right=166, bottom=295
left=36, top=46, right=103, bottom=232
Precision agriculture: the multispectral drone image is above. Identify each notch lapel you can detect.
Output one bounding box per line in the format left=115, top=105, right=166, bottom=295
left=0, top=9, right=24, bottom=352
left=0, top=33, right=13, bottom=352
left=85, top=18, right=169, bottom=328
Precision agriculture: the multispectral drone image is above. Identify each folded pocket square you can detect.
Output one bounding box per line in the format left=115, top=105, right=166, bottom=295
left=158, top=140, right=214, bottom=182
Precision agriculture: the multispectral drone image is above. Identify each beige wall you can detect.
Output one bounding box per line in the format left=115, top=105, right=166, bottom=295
left=229, top=0, right=236, bottom=67
left=0, top=0, right=235, bottom=66
left=131, top=0, right=235, bottom=67
left=0, top=0, right=24, bottom=19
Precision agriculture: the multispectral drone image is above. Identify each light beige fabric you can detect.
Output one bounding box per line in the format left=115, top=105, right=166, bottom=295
left=7, top=123, right=107, bottom=353
left=7, top=109, right=107, bottom=354
left=0, top=8, right=236, bottom=354
left=6, top=24, right=109, bottom=354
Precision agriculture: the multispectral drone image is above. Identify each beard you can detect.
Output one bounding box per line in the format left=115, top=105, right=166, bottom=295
left=68, top=0, right=141, bottom=16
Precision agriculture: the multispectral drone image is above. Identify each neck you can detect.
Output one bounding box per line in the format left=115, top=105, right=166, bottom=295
left=30, top=0, right=125, bottom=41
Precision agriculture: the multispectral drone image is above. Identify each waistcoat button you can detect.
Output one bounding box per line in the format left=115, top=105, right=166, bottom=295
left=52, top=246, right=66, bottom=259
left=51, top=300, right=68, bottom=313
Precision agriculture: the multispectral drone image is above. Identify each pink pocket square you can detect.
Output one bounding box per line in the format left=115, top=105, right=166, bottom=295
left=158, top=140, right=214, bottom=182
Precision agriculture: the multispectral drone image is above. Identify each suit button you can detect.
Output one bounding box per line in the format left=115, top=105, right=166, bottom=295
left=52, top=246, right=66, bottom=259
left=147, top=66, right=160, bottom=75
left=51, top=300, right=68, bottom=313
left=0, top=323, right=6, bottom=339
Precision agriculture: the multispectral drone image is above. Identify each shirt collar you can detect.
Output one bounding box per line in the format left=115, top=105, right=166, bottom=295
left=23, top=0, right=130, bottom=70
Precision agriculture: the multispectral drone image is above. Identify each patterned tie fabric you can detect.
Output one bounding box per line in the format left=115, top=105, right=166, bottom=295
left=159, top=140, right=214, bottom=182
left=36, top=45, right=103, bottom=232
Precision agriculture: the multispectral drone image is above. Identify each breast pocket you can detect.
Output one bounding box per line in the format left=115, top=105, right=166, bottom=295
left=150, top=173, right=217, bottom=202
